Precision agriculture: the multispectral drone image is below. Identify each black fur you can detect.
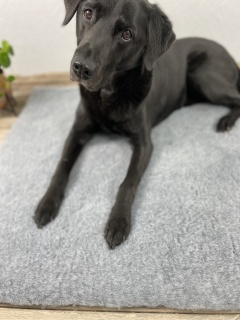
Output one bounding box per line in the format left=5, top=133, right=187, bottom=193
left=34, top=0, right=240, bottom=249
left=238, top=69, right=240, bottom=92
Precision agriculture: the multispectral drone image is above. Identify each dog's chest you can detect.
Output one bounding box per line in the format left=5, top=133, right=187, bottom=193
left=84, top=91, right=135, bottom=135
left=80, top=67, right=152, bottom=135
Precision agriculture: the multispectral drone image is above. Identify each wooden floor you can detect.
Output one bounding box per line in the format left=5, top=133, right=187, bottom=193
left=1, top=307, right=240, bottom=320
left=0, top=73, right=240, bottom=320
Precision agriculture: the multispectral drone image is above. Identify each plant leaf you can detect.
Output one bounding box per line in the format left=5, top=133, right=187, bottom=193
left=7, top=75, right=15, bottom=83
left=2, top=41, right=14, bottom=55
left=0, top=92, right=4, bottom=97
left=0, top=52, right=10, bottom=68
left=9, top=46, right=14, bottom=55
left=2, top=40, right=9, bottom=51
left=2, top=41, right=9, bottom=54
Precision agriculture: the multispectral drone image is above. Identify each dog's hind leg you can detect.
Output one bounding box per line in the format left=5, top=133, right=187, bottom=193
left=188, top=70, right=240, bottom=132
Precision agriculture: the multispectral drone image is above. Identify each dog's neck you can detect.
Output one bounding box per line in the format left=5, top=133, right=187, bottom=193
left=99, top=65, right=152, bottom=108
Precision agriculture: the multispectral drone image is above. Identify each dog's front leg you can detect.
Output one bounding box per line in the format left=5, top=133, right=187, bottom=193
left=34, top=109, right=94, bottom=228
left=104, top=131, right=153, bottom=249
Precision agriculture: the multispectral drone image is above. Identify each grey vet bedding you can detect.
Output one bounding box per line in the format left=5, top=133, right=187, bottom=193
left=0, top=87, right=240, bottom=310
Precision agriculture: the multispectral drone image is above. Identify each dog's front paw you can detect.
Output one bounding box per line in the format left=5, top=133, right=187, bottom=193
left=34, top=194, right=62, bottom=229
left=104, top=214, right=131, bottom=249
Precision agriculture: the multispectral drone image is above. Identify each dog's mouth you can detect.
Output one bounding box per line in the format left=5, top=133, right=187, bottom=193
left=70, top=70, right=103, bottom=92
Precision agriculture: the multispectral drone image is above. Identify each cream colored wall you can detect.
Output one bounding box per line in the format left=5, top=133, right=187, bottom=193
left=0, top=0, right=239, bottom=75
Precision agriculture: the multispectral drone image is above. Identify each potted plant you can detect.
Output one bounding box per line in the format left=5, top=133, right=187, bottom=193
left=0, top=40, right=16, bottom=114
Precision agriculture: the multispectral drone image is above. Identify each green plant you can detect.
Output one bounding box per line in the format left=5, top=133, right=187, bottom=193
left=0, top=40, right=14, bottom=67
left=0, top=40, right=15, bottom=94
left=0, top=40, right=16, bottom=113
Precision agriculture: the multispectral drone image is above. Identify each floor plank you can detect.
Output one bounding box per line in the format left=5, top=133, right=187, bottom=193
left=0, top=308, right=239, bottom=320
left=2, top=304, right=240, bottom=315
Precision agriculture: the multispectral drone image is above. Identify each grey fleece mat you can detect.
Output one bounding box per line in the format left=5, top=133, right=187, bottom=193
left=1, top=87, right=240, bottom=311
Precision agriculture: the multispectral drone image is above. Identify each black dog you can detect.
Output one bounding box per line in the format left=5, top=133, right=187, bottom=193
left=34, top=0, right=240, bottom=249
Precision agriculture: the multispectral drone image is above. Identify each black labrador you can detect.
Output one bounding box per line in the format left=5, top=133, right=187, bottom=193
left=34, top=0, right=240, bottom=249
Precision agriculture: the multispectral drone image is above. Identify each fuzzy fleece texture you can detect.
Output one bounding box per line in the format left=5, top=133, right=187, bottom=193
left=0, top=87, right=240, bottom=311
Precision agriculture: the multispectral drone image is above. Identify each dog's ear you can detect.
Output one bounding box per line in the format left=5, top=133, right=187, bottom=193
left=144, top=5, right=176, bottom=70
left=63, top=0, right=81, bottom=25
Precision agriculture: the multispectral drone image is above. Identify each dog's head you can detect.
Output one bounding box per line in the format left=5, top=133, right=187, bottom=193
left=63, top=0, right=175, bottom=91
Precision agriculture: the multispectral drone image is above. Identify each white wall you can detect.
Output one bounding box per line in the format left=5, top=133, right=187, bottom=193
left=0, top=0, right=239, bottom=76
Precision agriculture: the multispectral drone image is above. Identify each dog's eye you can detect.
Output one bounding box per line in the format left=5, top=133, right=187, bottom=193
left=122, top=30, right=132, bottom=41
left=83, top=9, right=93, bottom=20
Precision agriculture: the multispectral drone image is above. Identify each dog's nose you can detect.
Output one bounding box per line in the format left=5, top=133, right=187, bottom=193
left=73, top=62, right=92, bottom=80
